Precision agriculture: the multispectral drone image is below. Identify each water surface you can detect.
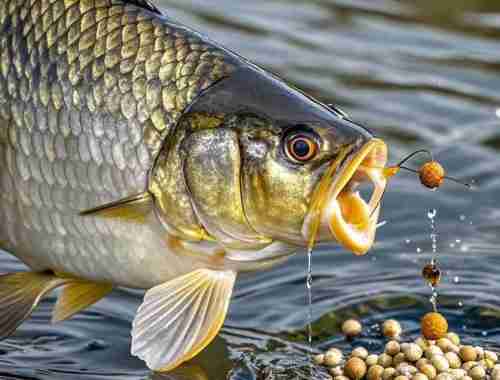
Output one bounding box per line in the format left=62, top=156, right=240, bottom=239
left=2, top=0, right=500, bottom=378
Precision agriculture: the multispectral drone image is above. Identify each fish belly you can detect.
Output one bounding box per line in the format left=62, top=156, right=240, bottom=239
left=0, top=0, right=236, bottom=288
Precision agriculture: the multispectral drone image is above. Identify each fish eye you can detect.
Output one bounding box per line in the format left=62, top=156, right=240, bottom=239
left=285, top=133, right=318, bottom=163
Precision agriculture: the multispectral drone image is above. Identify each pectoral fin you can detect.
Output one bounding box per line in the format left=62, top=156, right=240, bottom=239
left=79, top=192, right=153, bottom=223
left=131, top=269, right=236, bottom=372
left=0, top=272, right=67, bottom=340
left=52, top=281, right=113, bottom=323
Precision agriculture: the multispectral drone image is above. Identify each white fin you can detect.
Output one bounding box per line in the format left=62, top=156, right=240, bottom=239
left=131, top=269, right=236, bottom=372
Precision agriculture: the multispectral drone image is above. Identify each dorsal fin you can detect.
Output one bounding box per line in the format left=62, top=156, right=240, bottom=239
left=118, top=0, right=162, bottom=14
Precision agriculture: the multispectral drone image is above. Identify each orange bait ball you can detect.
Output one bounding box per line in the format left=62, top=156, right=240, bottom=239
left=421, top=312, right=448, bottom=340
left=419, top=161, right=445, bottom=189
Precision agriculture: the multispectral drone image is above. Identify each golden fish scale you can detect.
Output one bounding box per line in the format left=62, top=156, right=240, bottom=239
left=0, top=0, right=237, bottom=287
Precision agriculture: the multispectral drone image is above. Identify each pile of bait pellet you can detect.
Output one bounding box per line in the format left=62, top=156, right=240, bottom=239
left=314, top=319, right=500, bottom=380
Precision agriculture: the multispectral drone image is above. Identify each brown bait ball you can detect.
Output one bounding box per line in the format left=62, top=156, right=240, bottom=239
left=344, top=357, right=367, bottom=380
left=422, top=263, right=441, bottom=287
left=421, top=312, right=448, bottom=340
left=419, top=161, right=445, bottom=189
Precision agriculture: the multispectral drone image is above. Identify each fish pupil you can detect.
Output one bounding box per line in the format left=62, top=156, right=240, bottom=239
left=293, top=139, right=310, bottom=158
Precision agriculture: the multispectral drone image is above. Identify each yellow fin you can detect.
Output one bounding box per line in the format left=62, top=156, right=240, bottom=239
left=52, top=281, right=113, bottom=323
left=79, top=192, right=153, bottom=223
left=0, top=272, right=68, bottom=340
left=131, top=269, right=236, bottom=372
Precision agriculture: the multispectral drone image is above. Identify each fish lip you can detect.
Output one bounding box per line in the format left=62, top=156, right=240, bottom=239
left=302, top=138, right=388, bottom=255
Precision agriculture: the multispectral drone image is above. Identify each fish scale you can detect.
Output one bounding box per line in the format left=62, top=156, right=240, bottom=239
left=0, top=0, right=237, bottom=288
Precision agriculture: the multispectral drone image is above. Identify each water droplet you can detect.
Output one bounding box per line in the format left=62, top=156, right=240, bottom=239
left=416, top=247, right=422, bottom=253
left=458, top=301, right=463, bottom=307
left=453, top=276, right=459, bottom=283
left=405, top=239, right=411, bottom=244
left=455, top=239, right=461, bottom=243
left=482, top=331, right=488, bottom=337
left=495, top=108, right=500, bottom=118
left=449, top=243, right=455, bottom=248
left=459, top=215, right=466, bottom=221
left=427, top=209, right=437, bottom=219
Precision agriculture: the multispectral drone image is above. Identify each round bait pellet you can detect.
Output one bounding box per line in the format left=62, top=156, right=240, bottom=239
left=366, top=354, right=379, bottom=367
left=385, top=341, right=401, bottom=356
left=367, top=364, right=384, bottom=380
left=416, top=358, right=431, bottom=370
left=403, top=343, right=423, bottom=362
left=344, top=357, right=367, bottom=380
left=421, top=312, right=448, bottom=340
left=394, top=376, right=409, bottom=380
left=449, top=369, right=467, bottom=379
left=462, top=362, right=478, bottom=371
left=485, top=350, right=498, bottom=363
left=334, top=376, right=351, bottom=380
left=460, top=346, right=477, bottom=363
left=314, top=354, right=325, bottom=365
left=330, top=366, right=344, bottom=376
left=352, top=347, right=369, bottom=360
left=435, top=373, right=453, bottom=380
left=475, top=347, right=484, bottom=360
left=414, top=373, right=430, bottom=380
left=382, top=367, right=397, bottom=380
left=431, top=355, right=450, bottom=372
left=446, top=332, right=460, bottom=346
left=419, top=161, right=445, bottom=189
left=325, top=348, right=344, bottom=367
left=420, top=363, right=437, bottom=379
left=469, top=365, right=486, bottom=380
left=393, top=353, right=406, bottom=366
left=437, top=338, right=453, bottom=352
left=382, top=320, right=402, bottom=339
left=378, top=353, right=393, bottom=368
left=416, top=337, right=431, bottom=350
left=343, top=319, right=363, bottom=338
left=425, top=346, right=444, bottom=360
left=445, top=352, right=462, bottom=369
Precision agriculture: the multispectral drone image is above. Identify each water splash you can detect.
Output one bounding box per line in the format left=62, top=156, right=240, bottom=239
left=306, top=247, right=313, bottom=354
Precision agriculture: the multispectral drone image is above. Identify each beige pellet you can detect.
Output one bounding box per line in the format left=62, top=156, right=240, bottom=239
left=403, top=343, right=423, bottom=362
left=478, top=358, right=494, bottom=369
left=460, top=347, right=477, bottom=363
left=334, top=376, right=351, bottom=380
left=462, top=362, right=478, bottom=371
left=344, top=357, right=367, bottom=380
left=382, top=320, right=402, bottom=339
left=475, top=347, right=484, bottom=360
left=435, top=373, right=453, bottom=380
left=330, top=367, right=344, bottom=377
left=413, top=373, right=430, bottom=380
left=396, top=363, right=417, bottom=376
left=366, top=354, right=379, bottom=367
left=469, top=365, right=485, bottom=380
left=460, top=376, right=473, bottom=380
left=448, top=369, right=467, bottom=379
left=431, top=355, right=450, bottom=372
left=385, top=341, right=401, bottom=356
left=437, top=338, right=453, bottom=353
left=446, top=332, right=460, bottom=346
left=367, top=364, right=385, bottom=380
left=492, top=366, right=500, bottom=380
left=393, top=353, right=406, bottom=366
left=394, top=376, right=409, bottom=380
left=382, top=367, right=397, bottom=380
left=378, top=353, right=393, bottom=368
left=485, top=350, right=498, bottom=363
left=314, top=354, right=325, bottom=365
left=416, top=358, right=431, bottom=370
left=425, top=346, right=444, bottom=360
left=420, top=363, right=437, bottom=379
left=325, top=348, right=344, bottom=367
left=445, top=352, right=462, bottom=369
left=416, top=337, right=430, bottom=350
left=352, top=347, right=369, bottom=360
left=342, top=319, right=362, bottom=338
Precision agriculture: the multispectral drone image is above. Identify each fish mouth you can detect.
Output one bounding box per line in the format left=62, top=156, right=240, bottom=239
left=303, top=138, right=388, bottom=256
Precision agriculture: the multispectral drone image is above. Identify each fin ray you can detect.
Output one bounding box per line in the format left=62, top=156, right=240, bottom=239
left=131, top=269, right=236, bottom=371
left=79, top=192, right=153, bottom=223
left=52, top=281, right=113, bottom=323
left=0, top=272, right=67, bottom=340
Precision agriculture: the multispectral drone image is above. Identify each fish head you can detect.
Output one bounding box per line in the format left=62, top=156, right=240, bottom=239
left=152, top=67, right=388, bottom=259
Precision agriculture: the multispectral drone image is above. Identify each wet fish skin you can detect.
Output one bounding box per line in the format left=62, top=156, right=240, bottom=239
left=0, top=0, right=237, bottom=287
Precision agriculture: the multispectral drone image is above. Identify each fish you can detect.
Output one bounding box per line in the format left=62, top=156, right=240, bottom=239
left=0, top=0, right=389, bottom=372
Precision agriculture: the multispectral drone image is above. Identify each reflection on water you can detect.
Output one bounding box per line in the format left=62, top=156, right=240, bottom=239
left=2, top=0, right=500, bottom=378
